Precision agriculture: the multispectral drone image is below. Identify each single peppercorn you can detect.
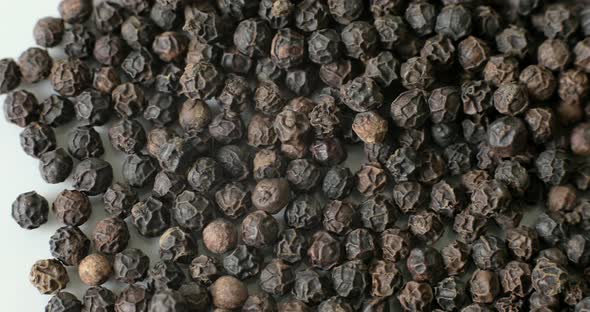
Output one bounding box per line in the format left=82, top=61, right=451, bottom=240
left=11, top=191, right=49, bottom=230
left=46, top=292, right=82, bottom=312
left=79, top=254, right=112, bottom=286
left=131, top=196, right=171, bottom=237
left=223, top=245, right=261, bottom=280
left=211, top=276, right=249, bottom=310
left=93, top=216, right=129, bottom=255
left=203, top=219, right=238, bottom=254
left=0, top=58, right=21, bottom=94
left=52, top=190, right=91, bottom=226
left=173, top=190, right=214, bottom=232
left=114, top=248, right=149, bottom=284
left=159, top=227, right=196, bottom=264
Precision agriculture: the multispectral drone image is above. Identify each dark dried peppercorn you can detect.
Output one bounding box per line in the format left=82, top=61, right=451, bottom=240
left=178, top=99, right=211, bottom=135
left=39, top=148, right=72, bottom=184
left=255, top=80, right=285, bottom=115
left=115, top=285, right=151, bottom=312
left=286, top=158, right=321, bottom=191
left=307, top=29, right=341, bottom=65
left=94, top=35, right=127, bottom=66
left=356, top=162, right=387, bottom=196
left=285, top=195, right=321, bottom=230
left=159, top=227, right=196, bottom=264
left=187, top=157, right=223, bottom=194
left=537, top=39, right=571, bottom=72
left=565, top=234, right=590, bottom=266
left=58, top=0, right=92, bottom=24
left=369, top=260, right=401, bottom=298
left=131, top=196, right=171, bottom=237
left=493, top=83, right=529, bottom=117
left=93, top=1, right=124, bottom=34
left=470, top=270, right=500, bottom=304
left=431, top=179, right=463, bottom=218
left=518, top=64, right=556, bottom=101
left=344, top=228, right=375, bottom=260
left=373, top=15, right=408, bottom=52
left=469, top=179, right=511, bottom=218
left=472, top=235, right=509, bottom=271
left=442, top=240, right=469, bottom=276
left=487, top=116, right=528, bottom=158
left=52, top=190, right=91, bottom=226
left=223, top=244, right=261, bottom=280
left=443, top=143, right=473, bottom=175
left=92, top=67, right=120, bottom=95
left=34, top=17, right=64, bottom=48
left=153, top=32, right=187, bottom=63
left=0, top=58, right=20, bottom=94
left=189, top=255, right=220, bottom=287
left=178, top=283, right=210, bottom=311
left=420, top=34, right=455, bottom=68
left=51, top=58, right=91, bottom=97
left=271, top=28, right=305, bottom=69
left=39, top=95, right=74, bottom=128
left=386, top=147, right=421, bottom=182
left=252, top=149, right=284, bottom=181
left=322, top=166, right=354, bottom=200
left=11, top=191, right=48, bottom=230
left=259, top=259, right=294, bottom=296
left=252, top=178, right=291, bottom=214
left=531, top=259, right=568, bottom=297
left=505, top=226, right=539, bottom=262
left=407, top=247, right=444, bottom=283
left=152, top=171, right=186, bottom=201
left=398, top=281, right=434, bottom=312
left=173, top=190, right=214, bottom=232
left=405, top=1, right=436, bottom=36
left=114, top=248, right=149, bottom=284
left=216, top=144, right=250, bottom=181
left=495, top=160, right=529, bottom=196
left=341, top=21, right=378, bottom=61
left=380, top=227, right=412, bottom=263
left=435, top=277, right=466, bottom=311
left=142, top=93, right=176, bottom=127
left=458, top=36, right=490, bottom=72
left=208, top=112, right=245, bottom=144
left=74, top=90, right=112, bottom=126
left=242, top=210, right=279, bottom=248
left=81, top=287, right=115, bottom=312
left=308, top=231, right=341, bottom=270
left=391, top=181, right=424, bottom=215
left=559, top=69, right=590, bottom=101
left=535, top=149, right=570, bottom=186
left=154, top=64, right=182, bottom=95
left=409, top=210, right=444, bottom=245
left=275, top=229, right=307, bottom=264
left=103, top=183, right=137, bottom=219
left=498, top=260, right=532, bottom=298
left=46, top=292, right=81, bottom=312
left=292, top=267, right=330, bottom=304
left=436, top=4, right=472, bottom=41
left=453, top=209, right=487, bottom=243
left=331, top=260, right=368, bottom=298
left=111, top=83, right=145, bottom=119
left=148, top=260, right=185, bottom=290
left=323, top=200, right=356, bottom=235
left=320, top=60, right=354, bottom=89
left=213, top=182, right=249, bottom=220
left=542, top=4, right=577, bottom=39
left=93, top=216, right=129, bottom=255
left=63, top=24, right=94, bottom=59
left=390, top=89, right=428, bottom=128
left=18, top=48, right=52, bottom=84
left=19, top=122, right=56, bottom=158
left=483, top=55, right=519, bottom=88
left=4, top=90, right=38, bottom=127
left=219, top=74, right=251, bottom=114
left=120, top=17, right=155, bottom=50
left=122, top=154, right=158, bottom=188
left=108, top=120, right=146, bottom=155
left=400, top=56, right=434, bottom=90
left=121, top=48, right=155, bottom=85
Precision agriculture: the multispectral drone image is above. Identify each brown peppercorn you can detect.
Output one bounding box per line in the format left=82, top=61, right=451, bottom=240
left=152, top=31, right=188, bottom=63
left=458, top=36, right=490, bottom=72
left=538, top=39, right=571, bottom=71
left=398, top=281, right=434, bottom=312
left=93, top=67, right=120, bottom=95
left=203, top=219, right=238, bottom=254
left=493, top=83, right=529, bottom=116
left=559, top=69, right=590, bottom=101
left=211, top=276, right=248, bottom=310
left=93, top=216, right=129, bottom=255
left=50, top=58, right=91, bottom=97
left=251, top=178, right=291, bottom=214
left=189, top=255, right=220, bottom=286
left=469, top=269, right=500, bottom=304
left=356, top=162, right=388, bottom=197
left=52, top=189, right=92, bottom=226
left=18, top=48, right=52, bottom=84
left=483, top=55, right=519, bottom=87
left=308, top=231, right=342, bottom=270
left=242, top=210, right=279, bottom=248
left=29, top=259, right=69, bottom=294
left=519, top=64, right=556, bottom=101
left=571, top=122, right=590, bottom=156
left=79, top=254, right=112, bottom=286
left=352, top=111, right=388, bottom=144
left=159, top=227, right=197, bottom=264
left=34, top=17, right=64, bottom=48
left=179, top=99, right=211, bottom=135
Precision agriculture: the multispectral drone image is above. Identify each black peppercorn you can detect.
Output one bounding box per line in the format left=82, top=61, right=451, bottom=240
left=114, top=248, right=150, bottom=284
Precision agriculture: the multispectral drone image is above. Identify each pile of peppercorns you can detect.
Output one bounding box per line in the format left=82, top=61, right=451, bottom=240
left=6, top=0, right=590, bottom=311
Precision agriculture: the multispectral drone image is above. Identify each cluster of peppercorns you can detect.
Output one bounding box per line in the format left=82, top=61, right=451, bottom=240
left=6, top=0, right=590, bottom=311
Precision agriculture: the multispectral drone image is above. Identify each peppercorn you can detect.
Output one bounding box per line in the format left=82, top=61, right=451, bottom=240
left=113, top=248, right=149, bottom=284
left=115, top=285, right=151, bottom=312
left=4, top=89, right=39, bottom=127
left=49, top=225, right=89, bottom=267
left=0, top=58, right=20, bottom=94
left=83, top=286, right=115, bottom=312
left=211, top=276, right=248, bottom=310
left=356, top=162, right=388, bottom=196
left=308, top=231, right=341, bottom=270
left=202, top=219, right=238, bottom=254
left=131, top=196, right=171, bottom=237
left=398, top=281, right=434, bottom=312
left=51, top=58, right=91, bottom=97
left=111, top=83, right=145, bottom=119
left=148, top=260, right=185, bottom=290
left=93, top=216, right=129, bottom=255
left=52, top=190, right=91, bottom=226
left=242, top=210, right=279, bottom=248
left=46, top=292, right=82, bottom=312
left=173, top=190, right=214, bottom=232
left=79, top=254, right=112, bottom=286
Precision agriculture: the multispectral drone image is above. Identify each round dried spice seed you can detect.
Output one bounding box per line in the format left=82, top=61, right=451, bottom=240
left=211, top=276, right=248, bottom=310
left=173, top=190, right=214, bottom=232
left=74, top=89, right=112, bottom=126
left=400, top=57, right=435, bottom=90
left=82, top=286, right=115, bottom=312
left=356, top=162, right=388, bottom=197
left=20, top=122, right=56, bottom=158
left=159, top=227, right=197, bottom=264
left=458, top=36, right=490, bottom=72
left=12, top=191, right=49, bottom=230
left=259, top=259, right=294, bottom=296
left=483, top=55, right=520, bottom=87
left=203, top=219, right=238, bottom=254
left=435, top=4, right=472, bottom=41
left=46, top=292, right=82, bottom=312
left=52, top=189, right=91, bottom=226
left=34, top=17, right=64, bottom=47
left=122, top=154, right=158, bottom=188
left=113, top=248, right=150, bottom=284
left=180, top=61, right=224, bottom=100
left=39, top=148, right=73, bottom=184
left=0, top=58, right=21, bottom=94
left=242, top=210, right=279, bottom=248
left=538, top=39, right=571, bottom=71
left=341, top=21, right=379, bottom=61
left=271, top=28, right=306, bottom=69
left=251, top=178, right=291, bottom=214
left=49, top=226, right=90, bottom=267
left=30, top=259, right=69, bottom=294
left=51, top=58, right=91, bottom=97
left=308, top=231, right=342, bottom=270
left=73, top=158, right=113, bottom=196
left=79, top=253, right=112, bottom=286
left=352, top=111, right=388, bottom=144
left=18, top=47, right=52, bottom=84
left=571, top=122, right=590, bottom=156
left=189, top=255, right=220, bottom=286
left=103, top=182, right=137, bottom=218
left=493, top=83, right=529, bottom=116
left=93, top=216, right=129, bottom=255
left=4, top=90, right=39, bottom=127
left=390, top=89, right=429, bottom=129
left=40, top=95, right=75, bottom=127
left=132, top=196, right=171, bottom=237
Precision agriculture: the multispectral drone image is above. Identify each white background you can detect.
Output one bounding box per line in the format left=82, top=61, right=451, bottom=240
left=0, top=1, right=163, bottom=308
